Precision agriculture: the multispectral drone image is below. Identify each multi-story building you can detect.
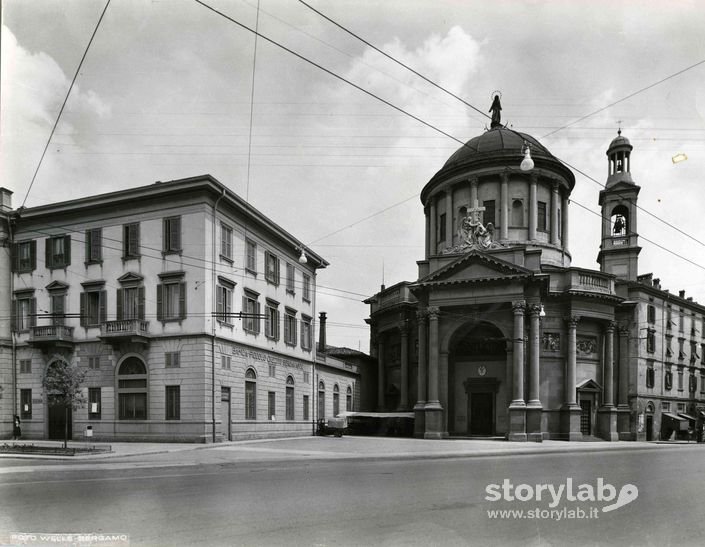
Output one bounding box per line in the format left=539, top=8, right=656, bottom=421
left=0, top=174, right=360, bottom=442
left=366, top=99, right=705, bottom=441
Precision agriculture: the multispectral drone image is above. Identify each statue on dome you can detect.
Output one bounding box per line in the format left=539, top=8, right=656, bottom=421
left=489, top=94, right=502, bottom=128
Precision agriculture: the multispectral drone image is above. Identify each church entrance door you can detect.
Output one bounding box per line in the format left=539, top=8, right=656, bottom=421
left=468, top=392, right=494, bottom=436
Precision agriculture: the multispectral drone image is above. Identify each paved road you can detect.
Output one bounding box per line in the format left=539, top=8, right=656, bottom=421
left=1, top=442, right=704, bottom=546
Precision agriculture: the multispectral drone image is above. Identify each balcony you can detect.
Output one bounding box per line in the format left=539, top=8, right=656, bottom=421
left=551, top=269, right=616, bottom=297
left=30, top=325, right=75, bottom=350
left=99, top=319, right=150, bottom=347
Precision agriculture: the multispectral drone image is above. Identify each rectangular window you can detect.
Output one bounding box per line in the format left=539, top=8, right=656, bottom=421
left=661, top=401, right=671, bottom=412
left=13, top=240, right=36, bottom=273
left=286, top=263, right=295, bottom=294
left=646, top=330, right=655, bottom=353
left=46, top=235, right=71, bottom=269
left=268, top=391, right=276, bottom=420
left=269, top=364, right=276, bottom=377
left=221, top=354, right=231, bottom=369
left=216, top=284, right=233, bottom=324
left=13, top=295, right=36, bottom=331
left=439, top=213, right=447, bottom=242
left=483, top=200, right=496, bottom=227
left=50, top=293, right=65, bottom=326
left=301, top=315, right=312, bottom=351
left=165, top=351, right=180, bottom=368
left=88, top=356, right=100, bottom=370
left=678, top=367, right=684, bottom=391
left=666, top=307, right=673, bottom=330
left=286, top=386, right=294, bottom=421
left=265, top=251, right=280, bottom=285
left=119, top=393, right=147, bottom=420
left=220, top=223, right=233, bottom=261
left=117, top=287, right=145, bottom=320
left=242, top=292, right=260, bottom=334
left=21, top=389, right=32, bottom=419
left=303, top=395, right=309, bottom=421
left=265, top=302, right=279, bottom=341
left=80, top=289, right=106, bottom=327
left=304, top=371, right=310, bottom=384
left=677, top=402, right=686, bottom=413
left=19, top=359, right=31, bottom=374
left=284, top=309, right=297, bottom=346
left=647, top=304, right=656, bottom=325
left=123, top=223, right=140, bottom=259
left=85, top=228, right=102, bottom=264
left=166, top=386, right=180, bottom=420
left=89, top=388, right=101, bottom=419
left=347, top=390, right=352, bottom=412
left=303, top=274, right=311, bottom=302
left=163, top=216, right=182, bottom=253
left=333, top=392, right=340, bottom=417
left=679, top=310, right=684, bottom=333
left=157, top=281, right=186, bottom=321
left=245, top=380, right=256, bottom=420
left=537, top=201, right=547, bottom=232
left=245, top=239, right=257, bottom=273
left=646, top=366, right=655, bottom=388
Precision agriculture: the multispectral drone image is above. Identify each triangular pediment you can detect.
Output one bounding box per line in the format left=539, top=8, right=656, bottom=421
left=577, top=378, right=602, bottom=391
left=117, top=272, right=144, bottom=285
left=417, top=251, right=534, bottom=286
left=45, top=280, right=69, bottom=292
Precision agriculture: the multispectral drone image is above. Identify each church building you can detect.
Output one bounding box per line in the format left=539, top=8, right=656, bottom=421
left=366, top=97, right=705, bottom=441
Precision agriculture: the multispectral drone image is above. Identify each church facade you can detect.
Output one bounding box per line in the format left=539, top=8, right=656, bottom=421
left=366, top=102, right=705, bottom=441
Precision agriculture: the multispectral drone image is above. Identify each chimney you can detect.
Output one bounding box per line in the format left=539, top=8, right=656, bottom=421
left=653, top=278, right=660, bottom=289
left=318, top=311, right=327, bottom=353
left=0, top=188, right=13, bottom=212
left=679, top=290, right=686, bottom=299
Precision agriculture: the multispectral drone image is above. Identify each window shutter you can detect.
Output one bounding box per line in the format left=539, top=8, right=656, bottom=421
left=116, top=289, right=124, bottom=320
left=242, top=296, right=247, bottom=329
left=225, top=289, right=231, bottom=318
left=301, top=320, right=304, bottom=348
left=138, top=287, right=145, bottom=320
left=284, top=314, right=290, bottom=342
left=30, top=240, right=36, bottom=270
left=172, top=218, right=181, bottom=250
left=30, top=298, right=36, bottom=328
left=179, top=282, right=186, bottom=319
left=11, top=243, right=17, bottom=272
left=85, top=231, right=91, bottom=263
left=99, top=291, right=107, bottom=323
left=255, top=301, right=261, bottom=333
left=156, top=284, right=163, bottom=321
left=216, top=287, right=223, bottom=319
left=123, top=225, right=128, bottom=257
left=64, top=235, right=71, bottom=266
left=132, top=223, right=140, bottom=256
left=80, top=293, right=87, bottom=327
left=162, top=219, right=168, bottom=252
left=11, top=299, right=16, bottom=331
left=95, top=229, right=102, bottom=261
left=45, top=238, right=52, bottom=269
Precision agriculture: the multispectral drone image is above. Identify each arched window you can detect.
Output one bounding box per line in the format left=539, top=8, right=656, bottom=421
left=118, top=357, right=147, bottom=420
left=333, top=384, right=340, bottom=417
left=286, top=376, right=295, bottom=421
left=245, top=368, right=257, bottom=420
left=346, top=386, right=353, bottom=412
left=511, top=199, right=524, bottom=226
left=318, top=381, right=325, bottom=420
left=611, top=205, right=629, bottom=236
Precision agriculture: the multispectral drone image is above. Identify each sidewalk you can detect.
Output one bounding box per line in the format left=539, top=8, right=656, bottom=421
left=2, top=435, right=701, bottom=463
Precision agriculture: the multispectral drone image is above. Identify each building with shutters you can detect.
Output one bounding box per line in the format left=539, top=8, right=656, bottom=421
left=0, top=175, right=361, bottom=442
left=365, top=101, right=705, bottom=442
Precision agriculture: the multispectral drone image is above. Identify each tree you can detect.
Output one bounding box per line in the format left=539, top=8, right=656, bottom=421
left=42, top=360, right=87, bottom=448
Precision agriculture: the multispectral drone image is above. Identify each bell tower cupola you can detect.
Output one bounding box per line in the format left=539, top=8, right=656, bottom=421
left=597, top=130, right=641, bottom=281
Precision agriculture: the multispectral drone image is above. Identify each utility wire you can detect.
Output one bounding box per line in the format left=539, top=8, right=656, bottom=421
left=21, top=0, right=112, bottom=208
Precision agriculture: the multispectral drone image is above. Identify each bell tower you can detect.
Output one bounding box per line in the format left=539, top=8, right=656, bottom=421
left=597, top=131, right=641, bottom=281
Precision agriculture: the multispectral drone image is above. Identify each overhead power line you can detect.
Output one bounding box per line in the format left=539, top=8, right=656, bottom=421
left=21, top=0, right=112, bottom=208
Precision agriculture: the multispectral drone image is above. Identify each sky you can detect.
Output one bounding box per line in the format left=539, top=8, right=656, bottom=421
left=2, top=0, right=705, bottom=353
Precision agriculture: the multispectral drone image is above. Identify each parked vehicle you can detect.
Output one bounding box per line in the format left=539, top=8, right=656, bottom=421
left=317, top=417, right=347, bottom=437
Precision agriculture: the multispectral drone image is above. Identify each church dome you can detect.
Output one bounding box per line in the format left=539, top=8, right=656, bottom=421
left=442, top=127, right=555, bottom=170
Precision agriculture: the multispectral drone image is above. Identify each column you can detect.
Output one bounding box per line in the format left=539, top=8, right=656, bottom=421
left=561, top=315, right=582, bottom=440
left=550, top=181, right=559, bottom=245
left=377, top=334, right=385, bottom=410
left=617, top=325, right=630, bottom=408
left=527, top=304, right=542, bottom=406
left=429, top=199, right=437, bottom=256
left=597, top=321, right=618, bottom=441
left=470, top=177, right=478, bottom=208
left=500, top=171, right=509, bottom=241
left=508, top=300, right=527, bottom=441
left=424, top=306, right=443, bottom=439
left=424, top=206, right=430, bottom=257
left=562, top=193, right=570, bottom=254
left=445, top=189, right=454, bottom=247
left=414, top=310, right=428, bottom=437
left=398, top=320, right=409, bottom=410
left=527, top=303, right=543, bottom=442
left=529, top=174, right=538, bottom=241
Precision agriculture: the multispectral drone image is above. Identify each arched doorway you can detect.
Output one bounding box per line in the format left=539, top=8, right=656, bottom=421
left=449, top=322, right=507, bottom=436
left=46, top=360, right=72, bottom=440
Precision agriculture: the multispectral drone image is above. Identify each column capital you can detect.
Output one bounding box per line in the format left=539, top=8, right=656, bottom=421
left=551, top=179, right=560, bottom=190
left=469, top=176, right=479, bottom=186
left=416, top=309, right=429, bottom=323
left=512, top=300, right=526, bottom=315
left=530, top=172, right=538, bottom=184
left=618, top=324, right=630, bottom=336
left=564, top=315, right=580, bottom=328
left=528, top=303, right=543, bottom=318
left=427, top=306, right=440, bottom=319
left=398, top=320, right=410, bottom=336
left=605, top=321, right=617, bottom=333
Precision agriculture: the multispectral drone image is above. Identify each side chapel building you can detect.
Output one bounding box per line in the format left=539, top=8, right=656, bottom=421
left=366, top=99, right=705, bottom=441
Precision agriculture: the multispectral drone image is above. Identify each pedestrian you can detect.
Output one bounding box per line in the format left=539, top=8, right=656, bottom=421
left=12, top=415, right=21, bottom=440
